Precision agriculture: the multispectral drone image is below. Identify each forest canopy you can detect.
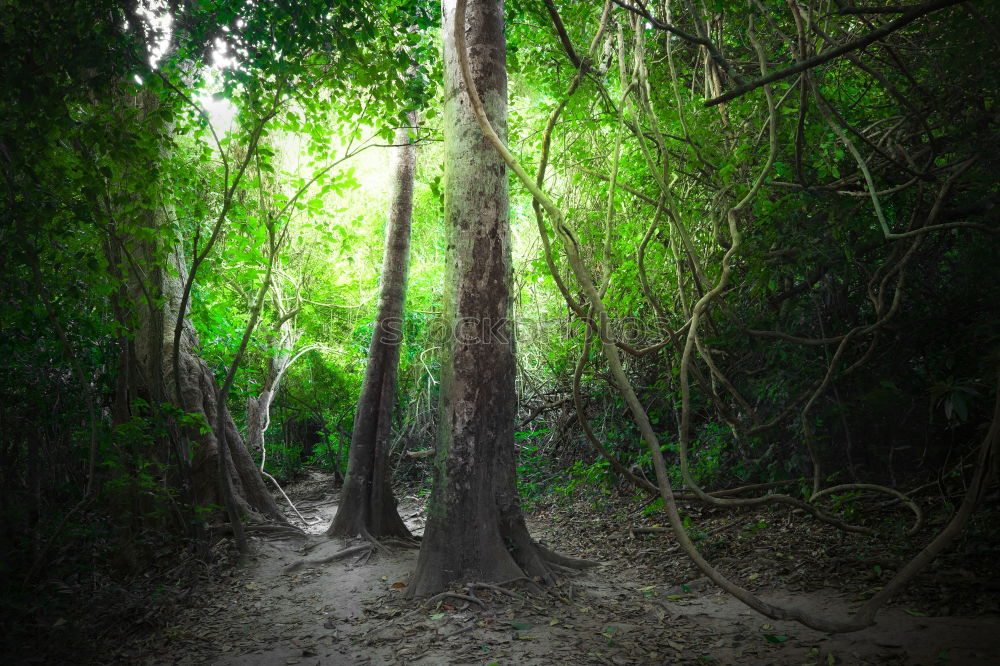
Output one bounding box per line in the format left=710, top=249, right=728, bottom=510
left=1, top=0, right=998, bottom=660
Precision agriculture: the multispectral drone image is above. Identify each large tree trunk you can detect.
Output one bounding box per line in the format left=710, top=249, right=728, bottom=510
left=327, top=116, right=416, bottom=540
left=407, top=0, right=554, bottom=597
left=168, top=243, right=286, bottom=522
left=118, top=208, right=286, bottom=524
left=102, top=87, right=285, bottom=527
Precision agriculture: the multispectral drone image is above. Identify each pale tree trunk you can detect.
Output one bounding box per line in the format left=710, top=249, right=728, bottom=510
left=408, top=0, right=561, bottom=597
left=327, top=115, right=416, bottom=540
left=245, top=291, right=303, bottom=465
left=245, top=292, right=323, bottom=523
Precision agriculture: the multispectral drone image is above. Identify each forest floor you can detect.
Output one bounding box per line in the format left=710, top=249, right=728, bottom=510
left=31, top=468, right=1000, bottom=665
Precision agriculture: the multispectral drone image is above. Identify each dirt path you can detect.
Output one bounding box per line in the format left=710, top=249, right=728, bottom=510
left=125, top=470, right=999, bottom=665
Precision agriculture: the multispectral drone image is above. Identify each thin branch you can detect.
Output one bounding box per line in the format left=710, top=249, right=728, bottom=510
left=541, top=0, right=581, bottom=68
left=610, top=0, right=746, bottom=86
left=705, top=0, right=965, bottom=107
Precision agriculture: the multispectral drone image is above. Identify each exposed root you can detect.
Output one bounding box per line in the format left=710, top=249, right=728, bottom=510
left=283, top=530, right=410, bottom=572
left=212, top=522, right=306, bottom=541
left=283, top=544, right=372, bottom=572
left=495, top=575, right=545, bottom=595
left=380, top=536, right=421, bottom=549
left=547, top=562, right=578, bottom=576
left=536, top=541, right=601, bottom=570
left=810, top=483, right=923, bottom=536
left=355, top=546, right=375, bottom=566
left=354, top=527, right=390, bottom=554
left=423, top=591, right=486, bottom=609
left=466, top=582, right=518, bottom=598
left=423, top=579, right=542, bottom=610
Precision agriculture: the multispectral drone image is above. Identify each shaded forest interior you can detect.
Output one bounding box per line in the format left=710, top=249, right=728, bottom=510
left=1, top=0, right=999, bottom=663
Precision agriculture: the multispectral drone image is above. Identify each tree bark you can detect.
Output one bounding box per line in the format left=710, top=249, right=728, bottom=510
left=170, top=239, right=286, bottom=522
left=327, top=115, right=417, bottom=540
left=98, top=86, right=286, bottom=528
left=407, top=0, right=555, bottom=597
left=117, top=207, right=286, bottom=524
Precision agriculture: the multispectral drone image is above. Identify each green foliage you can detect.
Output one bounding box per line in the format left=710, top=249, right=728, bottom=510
left=305, top=430, right=347, bottom=475
left=3, top=3, right=1000, bottom=654
left=515, top=430, right=558, bottom=508
left=551, top=459, right=612, bottom=501
left=260, top=439, right=304, bottom=483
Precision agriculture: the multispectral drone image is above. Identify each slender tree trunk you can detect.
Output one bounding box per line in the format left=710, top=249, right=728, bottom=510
left=327, top=115, right=417, bottom=540
left=245, top=325, right=301, bottom=464
left=407, top=0, right=557, bottom=597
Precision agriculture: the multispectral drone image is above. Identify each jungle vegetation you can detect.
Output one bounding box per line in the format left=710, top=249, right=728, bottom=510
left=1, top=0, right=998, bottom=653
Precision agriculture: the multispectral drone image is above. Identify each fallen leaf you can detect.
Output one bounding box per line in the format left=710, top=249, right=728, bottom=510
left=391, top=582, right=406, bottom=589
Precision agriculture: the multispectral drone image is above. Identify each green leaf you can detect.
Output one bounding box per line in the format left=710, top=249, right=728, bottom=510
left=763, top=634, right=789, bottom=643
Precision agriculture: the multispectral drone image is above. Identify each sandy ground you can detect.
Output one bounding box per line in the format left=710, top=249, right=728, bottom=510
left=129, top=470, right=1000, bottom=665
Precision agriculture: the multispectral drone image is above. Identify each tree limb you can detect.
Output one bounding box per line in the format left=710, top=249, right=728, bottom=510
left=705, top=0, right=965, bottom=107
